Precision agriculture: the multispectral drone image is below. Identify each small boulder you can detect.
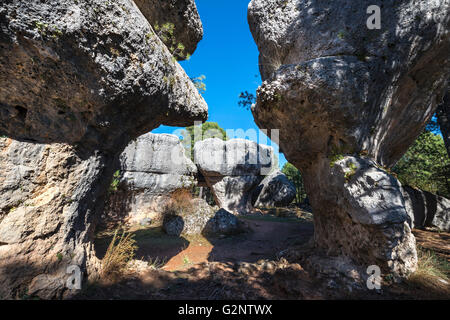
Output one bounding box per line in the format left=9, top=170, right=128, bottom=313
left=163, top=199, right=241, bottom=236
left=252, top=170, right=296, bottom=207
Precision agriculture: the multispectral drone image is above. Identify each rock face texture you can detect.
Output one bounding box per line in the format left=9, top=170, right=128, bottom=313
left=252, top=170, right=296, bottom=207
left=249, top=0, right=450, bottom=278
left=402, top=186, right=450, bottom=232
left=163, top=202, right=240, bottom=236
left=194, top=138, right=275, bottom=214
left=105, top=133, right=197, bottom=226
left=0, top=0, right=206, bottom=299
left=134, top=0, right=203, bottom=60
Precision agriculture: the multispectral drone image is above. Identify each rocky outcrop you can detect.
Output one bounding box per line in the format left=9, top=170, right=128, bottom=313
left=0, top=0, right=206, bottom=299
left=252, top=170, right=296, bottom=207
left=249, top=0, right=450, bottom=278
left=104, top=133, right=197, bottom=226
left=402, top=185, right=450, bottom=232
left=194, top=138, right=275, bottom=214
left=134, top=0, right=203, bottom=60
left=163, top=201, right=241, bottom=236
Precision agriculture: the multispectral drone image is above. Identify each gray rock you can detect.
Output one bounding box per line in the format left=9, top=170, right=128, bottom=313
left=252, top=170, right=296, bottom=207
left=163, top=199, right=240, bottom=236
left=194, top=138, right=276, bottom=214
left=249, top=0, right=450, bottom=278
left=0, top=0, right=206, bottom=299
left=134, top=0, right=203, bottom=60
left=104, top=133, right=197, bottom=226
left=203, top=208, right=241, bottom=236
left=402, top=185, right=450, bottom=232
left=0, top=0, right=207, bottom=149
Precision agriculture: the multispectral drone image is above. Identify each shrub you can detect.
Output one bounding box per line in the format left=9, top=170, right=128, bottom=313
left=163, top=189, right=195, bottom=217
left=101, top=229, right=137, bottom=280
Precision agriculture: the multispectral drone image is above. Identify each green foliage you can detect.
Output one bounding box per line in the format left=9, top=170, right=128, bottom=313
left=393, top=131, right=450, bottom=198
left=181, top=122, right=228, bottom=161
left=238, top=91, right=256, bottom=110
left=281, top=162, right=307, bottom=204
left=109, top=170, right=121, bottom=193
left=190, top=75, right=206, bottom=95
left=154, top=22, right=189, bottom=61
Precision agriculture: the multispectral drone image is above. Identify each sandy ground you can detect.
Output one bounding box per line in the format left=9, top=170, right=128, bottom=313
left=85, top=213, right=449, bottom=300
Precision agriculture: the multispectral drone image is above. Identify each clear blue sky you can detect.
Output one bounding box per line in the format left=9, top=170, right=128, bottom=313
left=152, top=0, right=288, bottom=168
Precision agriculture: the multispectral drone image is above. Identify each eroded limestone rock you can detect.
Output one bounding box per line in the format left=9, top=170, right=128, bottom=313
left=249, top=0, right=450, bottom=278
left=134, top=0, right=203, bottom=60
left=0, top=0, right=206, bottom=299
left=402, top=185, right=450, bottom=232
left=194, top=138, right=275, bottom=214
left=252, top=170, right=296, bottom=207
left=104, top=133, right=197, bottom=226
left=163, top=201, right=240, bottom=236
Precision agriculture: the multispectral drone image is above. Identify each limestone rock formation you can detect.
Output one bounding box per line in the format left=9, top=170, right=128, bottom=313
left=249, top=0, right=450, bottom=278
left=0, top=0, right=206, bottom=299
left=134, top=0, right=203, bottom=60
left=402, top=185, right=450, bottom=232
left=163, top=200, right=240, bottom=236
left=252, top=170, right=296, bottom=207
left=105, top=133, right=197, bottom=226
left=194, top=138, right=275, bottom=214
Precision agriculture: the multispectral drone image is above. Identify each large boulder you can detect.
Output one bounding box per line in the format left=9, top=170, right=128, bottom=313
left=252, top=170, right=296, bottom=207
left=193, top=138, right=275, bottom=214
left=402, top=185, right=450, bottom=232
left=0, top=0, right=206, bottom=299
left=163, top=200, right=240, bottom=236
left=104, top=133, right=197, bottom=226
left=249, top=0, right=450, bottom=278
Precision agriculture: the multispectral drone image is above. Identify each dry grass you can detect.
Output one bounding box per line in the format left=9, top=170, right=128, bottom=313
left=163, top=188, right=195, bottom=217
left=101, top=228, right=138, bottom=281
left=405, top=246, right=450, bottom=298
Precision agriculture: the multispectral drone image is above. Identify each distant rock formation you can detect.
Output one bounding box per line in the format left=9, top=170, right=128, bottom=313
left=0, top=0, right=206, bottom=299
left=104, top=133, right=197, bottom=227
left=402, top=186, right=450, bottom=232
left=194, top=138, right=276, bottom=214
left=249, top=0, right=450, bottom=278
left=163, top=202, right=241, bottom=236
left=252, top=170, right=296, bottom=208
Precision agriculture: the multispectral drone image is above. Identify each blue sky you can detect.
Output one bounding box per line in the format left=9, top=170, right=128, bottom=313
left=152, top=0, right=288, bottom=168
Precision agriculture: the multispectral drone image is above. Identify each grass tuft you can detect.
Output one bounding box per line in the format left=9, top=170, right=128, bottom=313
left=101, top=228, right=137, bottom=280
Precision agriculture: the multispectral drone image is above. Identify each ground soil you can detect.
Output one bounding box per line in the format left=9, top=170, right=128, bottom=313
left=81, top=209, right=449, bottom=300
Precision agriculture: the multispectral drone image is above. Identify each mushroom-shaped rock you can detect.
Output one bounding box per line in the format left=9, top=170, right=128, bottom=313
left=252, top=170, right=296, bottom=208
left=104, top=133, right=198, bottom=226
left=248, top=0, right=450, bottom=278
left=0, top=0, right=206, bottom=299
left=194, top=138, right=275, bottom=214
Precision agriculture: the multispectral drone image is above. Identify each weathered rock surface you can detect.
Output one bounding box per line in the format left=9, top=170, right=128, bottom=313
left=402, top=185, right=450, bottom=232
left=194, top=138, right=275, bottom=214
left=163, top=200, right=240, bottom=236
left=252, top=170, right=296, bottom=207
left=249, top=0, right=450, bottom=278
left=0, top=0, right=206, bottom=299
left=134, top=0, right=203, bottom=60
left=104, top=133, right=197, bottom=226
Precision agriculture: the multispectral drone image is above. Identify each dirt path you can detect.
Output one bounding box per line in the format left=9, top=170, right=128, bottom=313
left=163, top=216, right=314, bottom=271
left=87, top=217, right=449, bottom=300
